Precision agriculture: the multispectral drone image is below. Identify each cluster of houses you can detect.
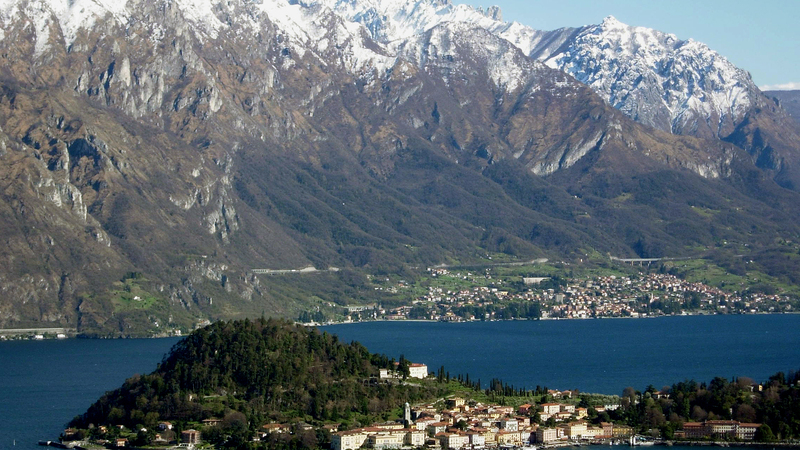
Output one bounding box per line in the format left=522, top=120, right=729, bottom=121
left=327, top=395, right=765, bottom=450
left=544, top=273, right=792, bottom=318
left=330, top=397, right=634, bottom=450
left=332, top=423, right=426, bottom=450
left=62, top=422, right=200, bottom=448
left=333, top=270, right=796, bottom=325
left=73, top=400, right=764, bottom=449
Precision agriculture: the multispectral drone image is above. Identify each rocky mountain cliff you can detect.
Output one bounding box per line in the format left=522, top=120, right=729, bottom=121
left=1, top=0, right=799, bottom=335
left=521, top=16, right=800, bottom=189
left=324, top=1, right=800, bottom=189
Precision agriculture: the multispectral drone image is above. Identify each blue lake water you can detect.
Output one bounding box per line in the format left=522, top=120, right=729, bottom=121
left=322, top=314, right=800, bottom=394
left=1, top=314, right=799, bottom=449
left=0, top=337, right=180, bottom=450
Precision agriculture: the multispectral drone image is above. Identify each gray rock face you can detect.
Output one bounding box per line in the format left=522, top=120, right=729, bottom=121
left=0, top=0, right=798, bottom=334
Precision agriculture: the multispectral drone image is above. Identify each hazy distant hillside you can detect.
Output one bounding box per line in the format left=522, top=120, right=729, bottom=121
left=767, top=90, right=800, bottom=125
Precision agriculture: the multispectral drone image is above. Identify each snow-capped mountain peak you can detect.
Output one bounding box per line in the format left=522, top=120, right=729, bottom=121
left=537, top=14, right=757, bottom=138
left=307, top=0, right=504, bottom=45
left=0, top=0, right=767, bottom=141
left=600, top=15, right=623, bottom=29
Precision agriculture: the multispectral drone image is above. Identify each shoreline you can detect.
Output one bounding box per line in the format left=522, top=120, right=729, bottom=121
left=317, top=311, right=798, bottom=328
left=538, top=442, right=800, bottom=449
left=2, top=311, right=798, bottom=340
left=663, top=442, right=800, bottom=448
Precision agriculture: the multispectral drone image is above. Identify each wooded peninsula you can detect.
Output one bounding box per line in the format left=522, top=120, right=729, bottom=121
left=65, top=319, right=800, bottom=449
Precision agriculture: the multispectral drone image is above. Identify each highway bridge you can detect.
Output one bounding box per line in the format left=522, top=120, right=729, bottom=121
left=252, top=267, right=340, bottom=275
left=429, top=258, right=549, bottom=270
left=609, top=256, right=698, bottom=266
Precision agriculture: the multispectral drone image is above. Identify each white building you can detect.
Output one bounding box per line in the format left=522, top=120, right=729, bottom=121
left=535, top=428, right=558, bottom=443
left=333, top=428, right=425, bottom=450
left=368, top=431, right=404, bottom=449
left=409, top=363, right=429, bottom=379
left=500, top=418, right=518, bottom=431
left=467, top=432, right=486, bottom=447
left=332, top=430, right=369, bottom=450
left=406, top=430, right=426, bottom=447
left=380, top=362, right=428, bottom=379
left=440, top=433, right=470, bottom=449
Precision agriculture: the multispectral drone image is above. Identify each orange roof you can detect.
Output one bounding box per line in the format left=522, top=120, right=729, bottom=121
left=337, top=429, right=363, bottom=435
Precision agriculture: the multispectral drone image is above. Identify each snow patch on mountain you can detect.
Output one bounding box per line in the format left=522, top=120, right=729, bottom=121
left=295, top=3, right=760, bottom=138
left=538, top=16, right=756, bottom=137
left=174, top=0, right=224, bottom=38
left=0, top=0, right=763, bottom=139
left=316, top=0, right=499, bottom=44
left=0, top=0, right=125, bottom=56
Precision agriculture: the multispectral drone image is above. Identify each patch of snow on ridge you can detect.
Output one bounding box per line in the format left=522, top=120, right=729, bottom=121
left=315, top=0, right=503, bottom=44
left=489, top=47, right=523, bottom=92
left=262, top=0, right=396, bottom=74
left=257, top=0, right=315, bottom=45
left=0, top=0, right=759, bottom=135
left=174, top=0, right=224, bottom=39
left=542, top=15, right=754, bottom=135
left=16, top=0, right=131, bottom=48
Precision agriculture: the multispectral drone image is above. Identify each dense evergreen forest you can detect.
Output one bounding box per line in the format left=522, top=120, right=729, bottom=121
left=69, top=319, right=800, bottom=449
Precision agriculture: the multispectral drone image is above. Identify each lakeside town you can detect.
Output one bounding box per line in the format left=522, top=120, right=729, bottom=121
left=314, top=269, right=797, bottom=324
left=58, top=362, right=770, bottom=450
left=331, top=396, right=763, bottom=450
left=328, top=365, right=766, bottom=450
left=6, top=266, right=795, bottom=339
left=5, top=265, right=797, bottom=340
